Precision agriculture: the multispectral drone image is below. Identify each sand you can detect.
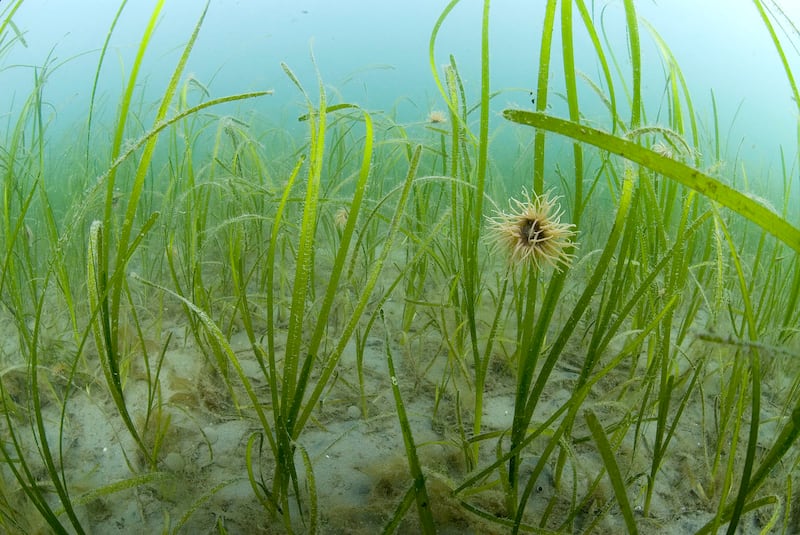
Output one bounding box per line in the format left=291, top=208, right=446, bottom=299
left=0, top=279, right=795, bottom=534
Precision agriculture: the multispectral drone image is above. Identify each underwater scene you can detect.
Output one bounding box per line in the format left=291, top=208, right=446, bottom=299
left=2, top=0, right=800, bottom=533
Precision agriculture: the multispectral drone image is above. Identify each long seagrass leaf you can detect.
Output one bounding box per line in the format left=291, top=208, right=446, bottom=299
left=502, top=110, right=800, bottom=253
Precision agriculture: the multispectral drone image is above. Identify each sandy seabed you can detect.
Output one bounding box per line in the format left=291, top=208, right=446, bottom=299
left=0, top=288, right=794, bottom=535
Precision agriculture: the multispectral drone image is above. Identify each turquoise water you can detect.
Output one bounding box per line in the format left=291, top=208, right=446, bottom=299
left=2, top=1, right=800, bottom=533
left=5, top=0, right=799, bottom=197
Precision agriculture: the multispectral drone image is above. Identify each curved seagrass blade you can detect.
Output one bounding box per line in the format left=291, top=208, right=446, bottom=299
left=87, top=220, right=150, bottom=465
left=503, top=109, right=800, bottom=254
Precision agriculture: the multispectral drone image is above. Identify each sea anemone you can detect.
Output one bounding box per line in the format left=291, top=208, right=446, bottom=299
left=427, top=110, right=448, bottom=124
left=488, top=189, right=576, bottom=270
left=334, top=207, right=350, bottom=230
left=650, top=141, right=673, bottom=159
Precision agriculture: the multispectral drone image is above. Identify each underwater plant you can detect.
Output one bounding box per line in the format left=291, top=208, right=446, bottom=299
left=1, top=0, right=800, bottom=533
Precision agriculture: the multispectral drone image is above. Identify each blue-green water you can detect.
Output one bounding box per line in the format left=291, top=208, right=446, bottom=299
left=2, top=2, right=800, bottom=532
left=5, top=0, right=800, bottom=206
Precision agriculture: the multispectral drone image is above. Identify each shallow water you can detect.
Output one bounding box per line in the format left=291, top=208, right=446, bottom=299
left=1, top=1, right=800, bottom=534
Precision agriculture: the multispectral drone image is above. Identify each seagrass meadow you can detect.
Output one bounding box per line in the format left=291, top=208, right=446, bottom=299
left=1, top=0, right=800, bottom=533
